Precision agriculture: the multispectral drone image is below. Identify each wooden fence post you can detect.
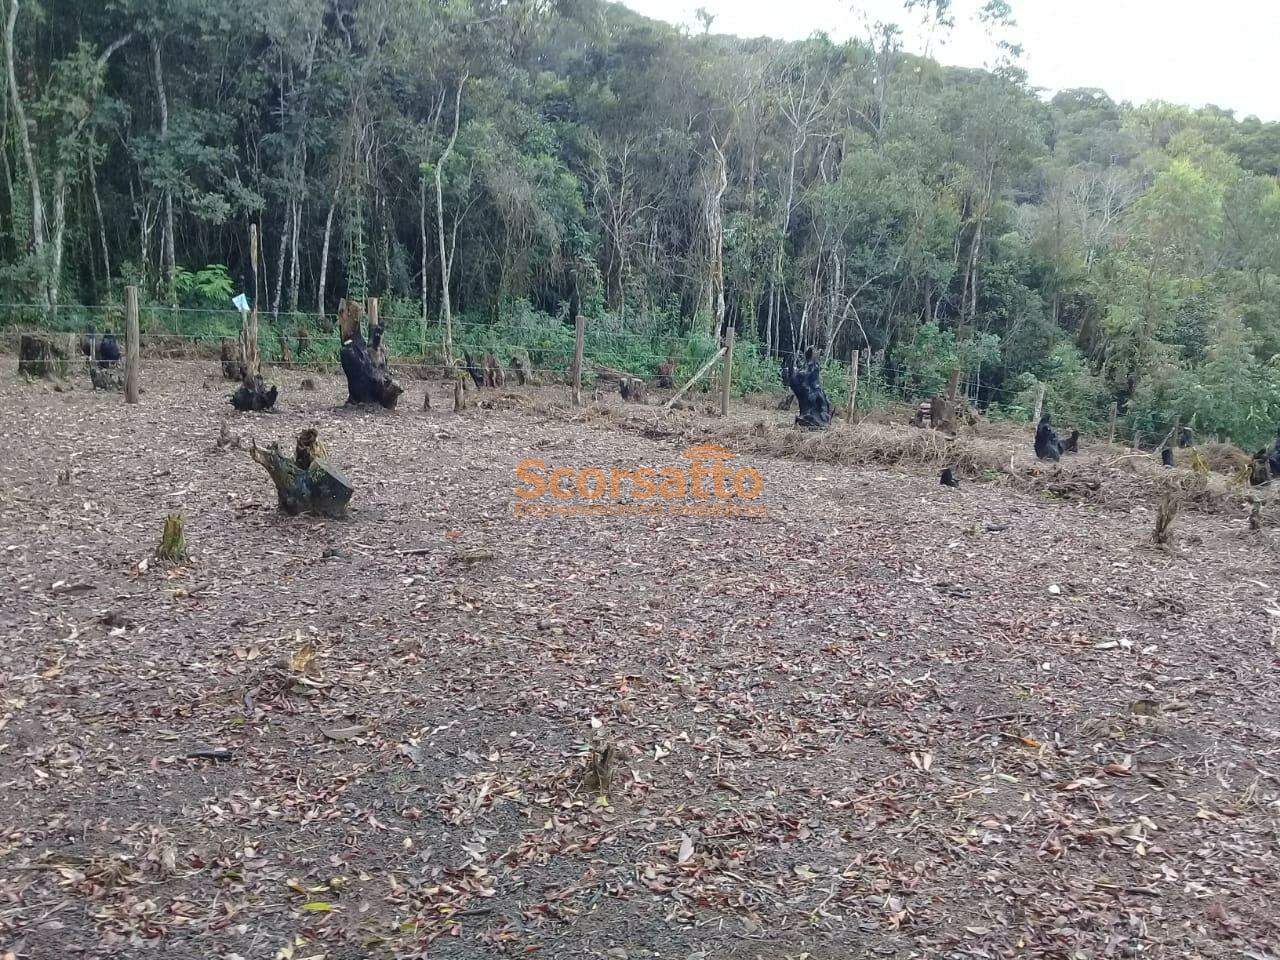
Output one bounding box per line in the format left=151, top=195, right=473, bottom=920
left=367, top=297, right=379, bottom=331
left=1031, top=384, right=1046, bottom=424
left=845, top=351, right=860, bottom=422
left=241, top=224, right=261, bottom=379
left=124, top=285, right=140, bottom=404
left=1107, top=402, right=1118, bottom=446
left=719, top=327, right=735, bottom=416
left=572, top=313, right=585, bottom=407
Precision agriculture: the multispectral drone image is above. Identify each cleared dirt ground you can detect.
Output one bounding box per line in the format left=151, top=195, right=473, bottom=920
left=2, top=362, right=1279, bottom=960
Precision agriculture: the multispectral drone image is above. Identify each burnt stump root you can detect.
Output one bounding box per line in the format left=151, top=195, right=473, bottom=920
left=1035, top=415, right=1063, bottom=462
left=783, top=349, right=832, bottom=430
left=461, top=351, right=485, bottom=390
left=340, top=325, right=403, bottom=409
left=620, top=377, right=648, bottom=403
left=84, top=330, right=124, bottom=390
left=249, top=429, right=353, bottom=519
left=231, top=375, right=279, bottom=412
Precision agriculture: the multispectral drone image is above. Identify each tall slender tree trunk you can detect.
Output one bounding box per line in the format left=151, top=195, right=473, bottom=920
left=420, top=173, right=428, bottom=350
left=151, top=36, right=175, bottom=303
left=764, top=286, right=774, bottom=356
left=380, top=189, right=391, bottom=292
left=49, top=170, right=66, bottom=311
left=703, top=136, right=728, bottom=338
left=0, top=81, right=13, bottom=228
left=436, top=78, right=465, bottom=365
left=88, top=147, right=111, bottom=288
left=280, top=18, right=321, bottom=317
left=288, top=200, right=301, bottom=314
left=318, top=183, right=339, bottom=317
left=272, top=201, right=289, bottom=316
left=960, top=162, right=995, bottom=330
left=4, top=0, right=48, bottom=306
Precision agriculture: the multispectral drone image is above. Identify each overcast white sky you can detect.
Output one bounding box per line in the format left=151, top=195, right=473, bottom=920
left=624, top=0, right=1280, bottom=122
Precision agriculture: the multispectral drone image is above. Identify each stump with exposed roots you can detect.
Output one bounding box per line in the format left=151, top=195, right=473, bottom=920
left=249, top=428, right=353, bottom=518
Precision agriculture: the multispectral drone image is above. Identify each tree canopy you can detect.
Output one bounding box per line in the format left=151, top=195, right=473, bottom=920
left=3, top=0, right=1279, bottom=445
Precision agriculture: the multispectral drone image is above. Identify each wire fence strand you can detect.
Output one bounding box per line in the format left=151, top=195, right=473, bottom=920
left=4, top=301, right=1182, bottom=447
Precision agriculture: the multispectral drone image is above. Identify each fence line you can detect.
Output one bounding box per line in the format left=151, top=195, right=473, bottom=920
left=5, top=304, right=1189, bottom=447
left=0, top=323, right=1077, bottom=412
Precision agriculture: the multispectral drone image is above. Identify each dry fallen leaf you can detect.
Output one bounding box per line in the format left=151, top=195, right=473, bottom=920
left=289, top=641, right=318, bottom=675
left=676, top=835, right=694, bottom=865
left=322, top=724, right=369, bottom=742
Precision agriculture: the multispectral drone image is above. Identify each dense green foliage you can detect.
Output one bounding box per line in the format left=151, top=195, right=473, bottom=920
left=2, top=0, right=1279, bottom=443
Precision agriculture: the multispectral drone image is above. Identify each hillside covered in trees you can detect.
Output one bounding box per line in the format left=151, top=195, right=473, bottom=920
left=3, top=0, right=1280, bottom=444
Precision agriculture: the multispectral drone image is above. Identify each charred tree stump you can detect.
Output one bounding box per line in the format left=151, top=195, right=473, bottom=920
left=1035, top=415, right=1063, bottom=461
left=226, top=307, right=278, bottom=412
left=80, top=328, right=123, bottom=390
left=337, top=299, right=403, bottom=409
left=231, top=376, right=279, bottom=412
left=249, top=429, right=353, bottom=519
left=784, top=347, right=832, bottom=430
left=620, top=377, right=648, bottom=403
left=81, top=328, right=122, bottom=367
left=462, top=350, right=485, bottom=390
left=18, top=334, right=73, bottom=379
left=340, top=325, right=403, bottom=408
